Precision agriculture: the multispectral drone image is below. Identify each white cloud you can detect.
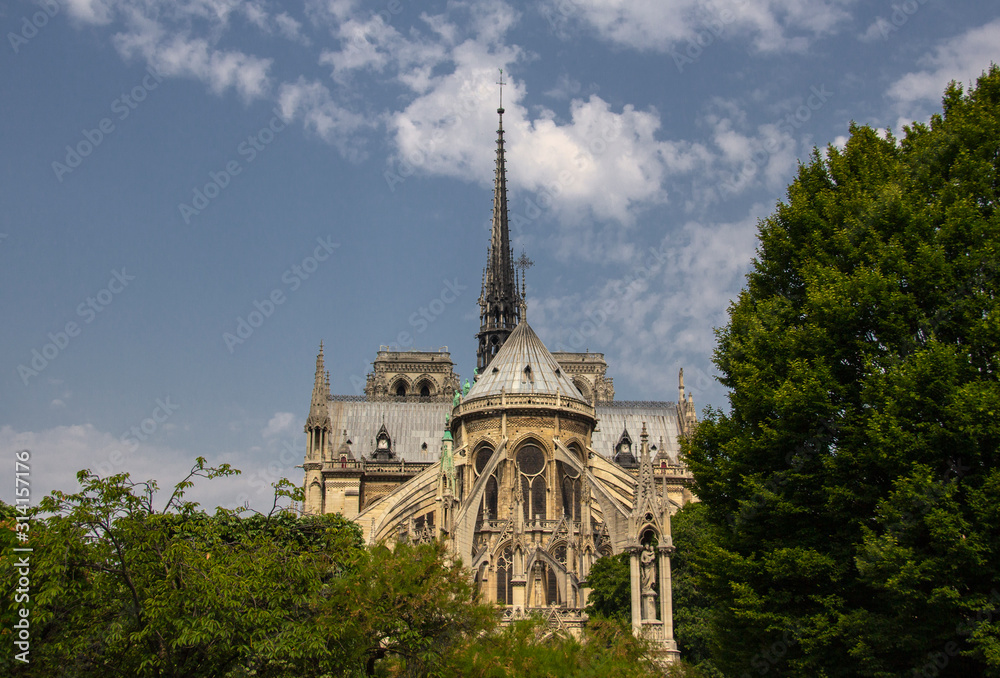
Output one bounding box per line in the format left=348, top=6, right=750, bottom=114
left=887, top=19, right=1000, bottom=128
left=0, top=423, right=194, bottom=506
left=278, top=78, right=375, bottom=159
left=63, top=0, right=276, bottom=101
left=263, top=411, right=298, bottom=437
left=113, top=9, right=273, bottom=101
left=545, top=0, right=854, bottom=54
left=275, top=12, right=309, bottom=44
left=859, top=16, right=891, bottom=43
left=531, top=209, right=761, bottom=401
left=64, top=0, right=113, bottom=25
left=387, top=38, right=714, bottom=227
left=0, top=423, right=304, bottom=514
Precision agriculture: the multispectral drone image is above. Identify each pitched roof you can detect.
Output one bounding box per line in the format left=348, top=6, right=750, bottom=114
left=326, top=399, right=451, bottom=463
left=593, top=402, right=682, bottom=464
left=465, top=321, right=586, bottom=400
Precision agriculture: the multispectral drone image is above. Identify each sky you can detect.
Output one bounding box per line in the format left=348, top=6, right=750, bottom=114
left=1, top=0, right=997, bottom=512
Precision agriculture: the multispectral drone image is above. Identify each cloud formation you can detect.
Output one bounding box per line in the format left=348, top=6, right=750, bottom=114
left=542, top=0, right=854, bottom=54
left=887, top=18, right=1000, bottom=128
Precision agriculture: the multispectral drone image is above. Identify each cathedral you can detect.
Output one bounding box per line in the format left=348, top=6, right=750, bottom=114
left=301, top=88, right=698, bottom=660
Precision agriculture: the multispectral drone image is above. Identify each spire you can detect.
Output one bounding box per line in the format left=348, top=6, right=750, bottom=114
left=311, top=342, right=330, bottom=409
left=477, top=68, right=523, bottom=371
left=306, top=342, right=332, bottom=459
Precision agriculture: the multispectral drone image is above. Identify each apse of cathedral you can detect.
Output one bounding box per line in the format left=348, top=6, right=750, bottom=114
left=302, top=82, right=698, bottom=661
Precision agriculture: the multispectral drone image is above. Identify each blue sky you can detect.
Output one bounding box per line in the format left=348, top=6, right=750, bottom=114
left=2, top=0, right=997, bottom=510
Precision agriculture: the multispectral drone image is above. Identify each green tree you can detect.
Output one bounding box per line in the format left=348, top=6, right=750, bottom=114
left=685, top=66, right=1000, bottom=676
left=584, top=553, right=631, bottom=623
left=0, top=460, right=495, bottom=677
left=435, top=617, right=664, bottom=678
left=670, top=503, right=724, bottom=678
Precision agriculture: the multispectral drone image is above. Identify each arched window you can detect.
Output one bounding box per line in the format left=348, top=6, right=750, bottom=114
left=546, top=563, right=559, bottom=605
left=420, top=384, right=430, bottom=397
left=517, top=444, right=547, bottom=522
left=394, top=382, right=407, bottom=396
left=485, top=476, right=498, bottom=519
left=496, top=544, right=513, bottom=605
left=559, top=460, right=581, bottom=522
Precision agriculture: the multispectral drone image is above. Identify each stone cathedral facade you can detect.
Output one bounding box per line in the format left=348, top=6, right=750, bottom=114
left=302, top=93, right=697, bottom=660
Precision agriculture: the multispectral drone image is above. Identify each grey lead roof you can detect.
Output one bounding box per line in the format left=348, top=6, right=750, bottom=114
left=326, top=398, right=681, bottom=464
left=466, top=321, right=585, bottom=401
left=593, top=402, right=682, bottom=464
left=326, top=399, right=452, bottom=463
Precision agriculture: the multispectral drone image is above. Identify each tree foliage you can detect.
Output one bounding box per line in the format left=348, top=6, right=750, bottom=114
left=584, top=553, right=631, bottom=623
left=2, top=459, right=676, bottom=677
left=434, top=617, right=664, bottom=678
left=685, top=66, right=1000, bottom=676
left=670, top=503, right=724, bottom=678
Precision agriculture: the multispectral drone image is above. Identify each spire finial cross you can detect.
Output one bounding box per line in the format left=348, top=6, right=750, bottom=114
left=515, top=249, right=534, bottom=273
left=497, top=68, right=505, bottom=110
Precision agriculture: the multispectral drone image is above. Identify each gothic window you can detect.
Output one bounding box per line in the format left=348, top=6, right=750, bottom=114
left=496, top=544, right=513, bottom=605
left=517, top=443, right=547, bottom=522
left=546, top=564, right=558, bottom=605
left=420, top=384, right=430, bottom=397
left=531, top=476, right=546, bottom=521
left=475, top=445, right=500, bottom=521
left=395, top=382, right=407, bottom=396
left=475, top=445, right=494, bottom=475
left=516, top=445, right=545, bottom=474
left=484, top=476, right=498, bottom=520
left=558, top=460, right=582, bottom=522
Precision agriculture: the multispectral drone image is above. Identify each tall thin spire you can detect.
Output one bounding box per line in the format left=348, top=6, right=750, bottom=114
left=477, top=68, right=523, bottom=371
left=306, top=342, right=332, bottom=460
left=310, top=341, right=330, bottom=411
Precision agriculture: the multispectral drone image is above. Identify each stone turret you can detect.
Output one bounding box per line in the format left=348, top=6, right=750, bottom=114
left=626, top=422, right=679, bottom=664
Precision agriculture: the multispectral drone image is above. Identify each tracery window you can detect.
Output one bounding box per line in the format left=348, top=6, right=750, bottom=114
left=475, top=445, right=500, bottom=522
left=559, top=461, right=582, bottom=522
left=517, top=444, right=547, bottom=522
left=496, top=544, right=513, bottom=605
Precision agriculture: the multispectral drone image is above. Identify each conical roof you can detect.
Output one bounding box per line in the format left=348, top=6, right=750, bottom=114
left=465, top=321, right=585, bottom=400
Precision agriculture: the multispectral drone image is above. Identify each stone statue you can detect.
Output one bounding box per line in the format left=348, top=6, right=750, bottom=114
left=640, top=543, right=656, bottom=592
